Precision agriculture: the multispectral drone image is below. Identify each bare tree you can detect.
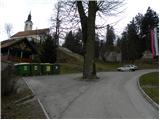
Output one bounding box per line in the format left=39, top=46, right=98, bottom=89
left=50, top=1, right=79, bottom=46
left=51, top=0, right=125, bottom=79
left=51, top=1, right=63, bottom=46
left=4, top=23, right=13, bottom=38
left=77, top=0, right=125, bottom=79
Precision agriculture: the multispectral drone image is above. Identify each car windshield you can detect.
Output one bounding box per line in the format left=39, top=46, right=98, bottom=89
left=124, top=64, right=135, bottom=67
left=124, top=65, right=130, bottom=67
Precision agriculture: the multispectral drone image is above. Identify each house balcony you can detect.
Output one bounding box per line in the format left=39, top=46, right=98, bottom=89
left=1, top=55, right=32, bottom=63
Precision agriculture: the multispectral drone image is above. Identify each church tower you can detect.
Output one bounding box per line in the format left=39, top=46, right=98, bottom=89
left=24, top=12, right=33, bottom=31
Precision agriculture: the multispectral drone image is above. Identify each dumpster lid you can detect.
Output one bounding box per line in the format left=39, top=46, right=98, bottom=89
left=14, top=63, right=30, bottom=66
left=40, top=63, right=53, bottom=65
left=30, top=63, right=40, bottom=65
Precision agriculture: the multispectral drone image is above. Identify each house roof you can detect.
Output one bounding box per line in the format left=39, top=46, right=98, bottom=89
left=1, top=38, right=23, bottom=49
left=11, top=28, right=49, bottom=38
left=1, top=37, right=37, bottom=53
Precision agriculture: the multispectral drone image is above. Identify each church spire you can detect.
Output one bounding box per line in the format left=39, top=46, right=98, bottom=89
left=26, top=11, right=32, bottom=22
left=24, top=11, right=33, bottom=31
left=26, top=11, right=32, bottom=21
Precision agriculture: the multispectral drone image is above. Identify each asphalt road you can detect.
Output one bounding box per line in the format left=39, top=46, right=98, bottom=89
left=24, top=69, right=159, bottom=119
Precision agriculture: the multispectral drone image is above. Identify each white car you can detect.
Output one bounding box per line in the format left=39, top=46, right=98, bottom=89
left=117, top=64, right=138, bottom=71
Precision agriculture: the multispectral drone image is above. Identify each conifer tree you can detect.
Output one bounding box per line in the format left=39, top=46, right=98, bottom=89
left=40, top=34, right=57, bottom=63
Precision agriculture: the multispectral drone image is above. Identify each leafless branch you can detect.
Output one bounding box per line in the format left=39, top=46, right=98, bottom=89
left=4, top=23, right=13, bottom=38
left=50, top=0, right=125, bottom=43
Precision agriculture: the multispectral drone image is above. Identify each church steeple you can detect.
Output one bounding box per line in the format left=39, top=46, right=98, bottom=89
left=27, top=12, right=31, bottom=21
left=24, top=12, right=33, bottom=31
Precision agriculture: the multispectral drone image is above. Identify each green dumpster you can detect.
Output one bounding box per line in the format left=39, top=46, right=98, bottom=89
left=53, top=63, right=60, bottom=74
left=14, top=63, right=31, bottom=76
left=30, top=63, right=41, bottom=75
left=40, top=63, right=53, bottom=75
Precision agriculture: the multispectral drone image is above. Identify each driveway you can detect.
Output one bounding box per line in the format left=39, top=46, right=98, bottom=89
left=24, top=70, right=159, bottom=119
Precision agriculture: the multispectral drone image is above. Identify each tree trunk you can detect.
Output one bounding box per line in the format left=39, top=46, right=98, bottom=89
left=77, top=1, right=88, bottom=78
left=83, top=1, right=97, bottom=79
left=77, top=1, right=97, bottom=79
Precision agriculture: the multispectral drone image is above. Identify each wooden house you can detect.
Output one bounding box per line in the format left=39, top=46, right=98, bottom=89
left=1, top=37, right=37, bottom=63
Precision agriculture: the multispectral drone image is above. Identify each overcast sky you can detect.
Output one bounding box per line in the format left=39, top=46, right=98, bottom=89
left=0, top=0, right=159, bottom=42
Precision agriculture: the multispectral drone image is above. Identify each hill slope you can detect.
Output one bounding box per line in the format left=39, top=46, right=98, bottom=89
left=56, top=47, right=121, bottom=74
left=57, top=47, right=83, bottom=65
left=56, top=47, right=83, bottom=74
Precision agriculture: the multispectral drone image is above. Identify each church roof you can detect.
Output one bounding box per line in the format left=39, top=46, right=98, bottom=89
left=11, top=28, right=50, bottom=38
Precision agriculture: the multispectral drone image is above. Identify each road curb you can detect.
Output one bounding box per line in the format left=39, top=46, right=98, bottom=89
left=14, top=94, right=34, bottom=104
left=137, top=78, right=159, bottom=110
left=23, top=78, right=50, bottom=119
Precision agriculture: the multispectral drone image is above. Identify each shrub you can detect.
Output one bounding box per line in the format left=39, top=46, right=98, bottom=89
left=1, top=64, right=18, bottom=96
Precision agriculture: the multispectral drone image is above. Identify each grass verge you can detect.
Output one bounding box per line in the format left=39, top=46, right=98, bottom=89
left=60, top=63, right=83, bottom=74
left=1, top=80, right=46, bottom=119
left=60, top=62, right=121, bottom=74
left=96, top=61, right=121, bottom=72
left=60, top=61, right=158, bottom=74
left=2, top=96, right=46, bottom=119
left=139, top=72, right=159, bottom=104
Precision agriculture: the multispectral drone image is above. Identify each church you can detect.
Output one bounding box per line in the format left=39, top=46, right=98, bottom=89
left=11, top=12, right=50, bottom=43
left=1, top=13, right=49, bottom=63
